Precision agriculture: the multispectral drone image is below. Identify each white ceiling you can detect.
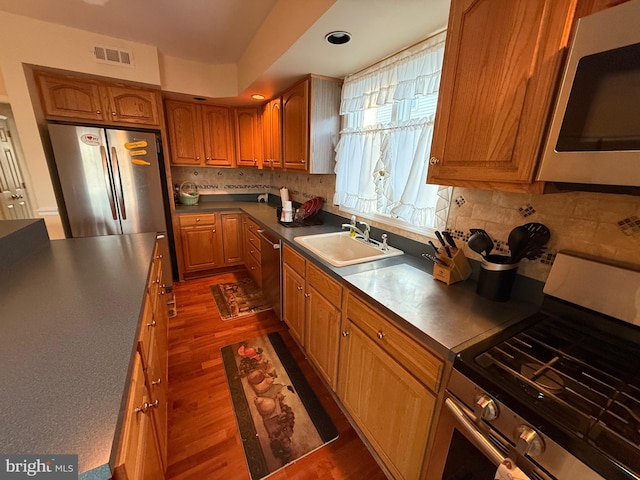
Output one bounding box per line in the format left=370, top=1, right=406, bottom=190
left=0, top=0, right=450, bottom=101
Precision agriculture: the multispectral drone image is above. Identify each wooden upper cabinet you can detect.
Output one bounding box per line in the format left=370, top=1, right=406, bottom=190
left=234, top=107, right=261, bottom=168
left=281, top=76, right=341, bottom=174
left=201, top=105, right=234, bottom=167
left=35, top=71, right=106, bottom=122
left=165, top=101, right=234, bottom=167
left=104, top=85, right=160, bottom=126
left=282, top=80, right=309, bottom=171
left=262, top=98, right=282, bottom=169
left=34, top=70, right=161, bottom=127
left=165, top=100, right=204, bottom=165
left=427, top=0, right=577, bottom=193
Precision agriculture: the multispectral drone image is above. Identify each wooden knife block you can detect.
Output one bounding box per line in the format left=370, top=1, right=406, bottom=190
left=432, top=249, right=472, bottom=285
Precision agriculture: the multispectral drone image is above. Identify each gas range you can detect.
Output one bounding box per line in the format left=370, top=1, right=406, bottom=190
left=451, top=252, right=640, bottom=480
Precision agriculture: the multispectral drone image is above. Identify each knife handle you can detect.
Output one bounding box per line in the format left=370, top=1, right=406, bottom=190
left=428, top=240, right=439, bottom=254
left=442, top=231, right=457, bottom=249
left=435, top=230, right=446, bottom=247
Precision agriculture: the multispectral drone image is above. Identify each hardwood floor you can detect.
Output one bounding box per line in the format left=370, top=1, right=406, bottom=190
left=166, top=270, right=388, bottom=480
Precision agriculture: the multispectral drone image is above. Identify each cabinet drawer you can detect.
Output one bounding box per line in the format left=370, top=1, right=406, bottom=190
left=307, top=263, right=341, bottom=306
left=345, top=292, right=443, bottom=393
left=179, top=213, right=216, bottom=227
left=245, top=240, right=262, bottom=264
left=283, top=244, right=305, bottom=276
left=244, top=218, right=262, bottom=249
left=245, top=252, right=262, bottom=287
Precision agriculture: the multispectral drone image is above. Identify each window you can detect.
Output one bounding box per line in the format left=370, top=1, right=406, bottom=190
left=334, top=31, right=450, bottom=233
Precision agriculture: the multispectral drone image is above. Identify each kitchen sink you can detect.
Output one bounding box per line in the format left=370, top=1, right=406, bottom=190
left=294, top=231, right=403, bottom=267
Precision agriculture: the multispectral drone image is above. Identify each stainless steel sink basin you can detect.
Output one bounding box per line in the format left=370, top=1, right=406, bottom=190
left=294, top=231, right=403, bottom=267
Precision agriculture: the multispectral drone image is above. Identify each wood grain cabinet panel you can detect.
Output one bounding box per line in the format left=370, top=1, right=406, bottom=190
left=179, top=214, right=221, bottom=273
left=34, top=70, right=162, bottom=128
left=281, top=76, right=341, bottom=174
left=35, top=71, right=107, bottom=122
left=164, top=100, right=203, bottom=165
left=261, top=98, right=282, bottom=169
left=282, top=261, right=306, bottom=346
left=201, top=105, right=234, bottom=167
left=165, top=101, right=234, bottom=167
left=220, top=213, right=243, bottom=265
left=234, top=107, right=261, bottom=167
left=427, top=0, right=577, bottom=193
left=104, top=85, right=161, bottom=126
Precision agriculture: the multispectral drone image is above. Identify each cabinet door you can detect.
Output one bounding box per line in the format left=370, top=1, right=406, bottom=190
left=165, top=100, right=204, bottom=165
left=305, top=281, right=341, bottom=389
left=427, top=0, right=576, bottom=192
left=180, top=225, right=221, bottom=272
left=145, top=327, right=168, bottom=470
left=35, top=72, right=106, bottom=122
left=282, top=263, right=306, bottom=346
left=282, top=80, right=309, bottom=171
left=262, top=99, right=282, bottom=169
left=338, top=321, right=436, bottom=480
left=105, top=85, right=160, bottom=126
left=220, top=213, right=243, bottom=265
left=202, top=105, right=235, bottom=167
left=234, top=107, right=261, bottom=167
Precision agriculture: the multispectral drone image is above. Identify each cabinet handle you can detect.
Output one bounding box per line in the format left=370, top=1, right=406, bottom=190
left=299, top=159, right=304, bottom=163
left=297, top=286, right=303, bottom=291
left=429, top=156, right=440, bottom=165
left=147, top=320, right=157, bottom=328
left=206, top=156, right=211, bottom=160
left=112, top=111, right=117, bottom=116
left=377, top=330, right=385, bottom=340
left=160, top=289, right=166, bottom=295
left=342, top=331, right=350, bottom=337
left=196, top=218, right=200, bottom=222
left=212, top=229, right=216, bottom=233
left=151, top=378, right=162, bottom=386
left=304, top=293, right=310, bottom=298
left=96, top=110, right=101, bottom=114
left=135, top=399, right=158, bottom=413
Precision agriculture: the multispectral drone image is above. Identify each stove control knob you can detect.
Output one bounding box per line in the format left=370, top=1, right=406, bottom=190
left=474, top=394, right=499, bottom=421
left=515, top=425, right=545, bottom=457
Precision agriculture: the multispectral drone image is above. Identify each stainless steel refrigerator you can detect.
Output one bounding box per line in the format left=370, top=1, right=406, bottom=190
left=48, top=123, right=174, bottom=285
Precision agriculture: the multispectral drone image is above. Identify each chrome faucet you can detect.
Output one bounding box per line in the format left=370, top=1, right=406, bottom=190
left=380, top=233, right=389, bottom=252
left=359, top=221, right=371, bottom=243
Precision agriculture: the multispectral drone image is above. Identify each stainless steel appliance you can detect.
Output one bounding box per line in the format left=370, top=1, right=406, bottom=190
left=48, top=123, right=174, bottom=285
left=427, top=252, right=640, bottom=480
left=256, top=227, right=282, bottom=320
left=538, top=0, right=640, bottom=188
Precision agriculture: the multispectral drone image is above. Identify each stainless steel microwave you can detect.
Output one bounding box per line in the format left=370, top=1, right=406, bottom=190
left=537, top=0, right=640, bottom=187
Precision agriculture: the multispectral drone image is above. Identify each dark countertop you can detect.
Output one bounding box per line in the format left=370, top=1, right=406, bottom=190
left=0, top=231, right=157, bottom=476
left=176, top=201, right=541, bottom=360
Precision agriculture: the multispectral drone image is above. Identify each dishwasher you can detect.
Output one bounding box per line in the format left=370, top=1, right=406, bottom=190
left=256, top=228, right=282, bottom=321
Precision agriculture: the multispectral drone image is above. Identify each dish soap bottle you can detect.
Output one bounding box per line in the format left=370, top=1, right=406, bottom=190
left=349, top=215, right=357, bottom=237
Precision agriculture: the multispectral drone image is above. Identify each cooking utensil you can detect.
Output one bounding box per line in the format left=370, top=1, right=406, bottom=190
left=442, top=231, right=457, bottom=249
left=507, top=225, right=531, bottom=262
left=428, top=240, right=440, bottom=254
left=468, top=230, right=494, bottom=258
left=421, top=253, right=446, bottom=265
left=509, top=223, right=551, bottom=262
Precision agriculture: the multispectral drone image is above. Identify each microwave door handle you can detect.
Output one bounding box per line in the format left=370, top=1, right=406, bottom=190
left=100, top=146, right=118, bottom=220
left=111, top=146, right=127, bottom=220
left=445, top=397, right=505, bottom=466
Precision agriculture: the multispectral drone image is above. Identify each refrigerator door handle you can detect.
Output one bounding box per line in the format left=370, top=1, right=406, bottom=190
left=100, top=145, right=118, bottom=220
left=111, top=146, right=127, bottom=220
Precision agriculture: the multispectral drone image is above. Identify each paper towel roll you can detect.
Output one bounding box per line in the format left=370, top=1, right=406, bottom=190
left=494, top=459, right=531, bottom=480
left=280, top=187, right=289, bottom=203
left=283, top=201, right=293, bottom=211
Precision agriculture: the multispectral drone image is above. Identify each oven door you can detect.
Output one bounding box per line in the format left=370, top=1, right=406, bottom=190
left=426, top=391, right=554, bottom=480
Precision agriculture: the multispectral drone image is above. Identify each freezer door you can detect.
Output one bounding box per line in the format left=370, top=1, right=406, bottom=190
left=48, top=124, right=122, bottom=237
left=106, top=129, right=166, bottom=235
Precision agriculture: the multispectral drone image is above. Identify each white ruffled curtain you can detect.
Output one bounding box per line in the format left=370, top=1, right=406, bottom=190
left=334, top=31, right=449, bottom=230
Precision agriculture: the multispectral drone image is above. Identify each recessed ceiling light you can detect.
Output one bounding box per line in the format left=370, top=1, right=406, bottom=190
left=82, top=0, right=110, bottom=5
left=251, top=94, right=265, bottom=100
left=325, top=31, right=352, bottom=45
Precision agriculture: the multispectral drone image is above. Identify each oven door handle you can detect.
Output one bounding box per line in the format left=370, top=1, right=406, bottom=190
left=445, top=397, right=506, bottom=466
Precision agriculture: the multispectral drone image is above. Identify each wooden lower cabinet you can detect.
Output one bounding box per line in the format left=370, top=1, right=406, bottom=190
left=114, top=240, right=169, bottom=479
left=113, top=353, right=164, bottom=480
left=243, top=216, right=262, bottom=286
left=338, top=291, right=443, bottom=480
left=221, top=213, right=243, bottom=265
left=181, top=224, right=221, bottom=272
left=304, top=263, right=342, bottom=390
left=282, top=258, right=306, bottom=346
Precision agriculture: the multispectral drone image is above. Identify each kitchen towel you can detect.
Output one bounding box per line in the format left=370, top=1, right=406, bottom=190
left=494, top=458, right=531, bottom=480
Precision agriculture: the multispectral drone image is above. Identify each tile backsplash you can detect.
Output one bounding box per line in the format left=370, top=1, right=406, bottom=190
left=172, top=167, right=640, bottom=282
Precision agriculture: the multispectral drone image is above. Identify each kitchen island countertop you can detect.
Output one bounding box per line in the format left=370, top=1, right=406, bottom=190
left=0, top=229, right=157, bottom=477
left=176, top=201, right=540, bottom=359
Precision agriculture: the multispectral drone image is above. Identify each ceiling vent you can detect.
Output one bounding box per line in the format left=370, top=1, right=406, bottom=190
left=92, top=45, right=134, bottom=67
